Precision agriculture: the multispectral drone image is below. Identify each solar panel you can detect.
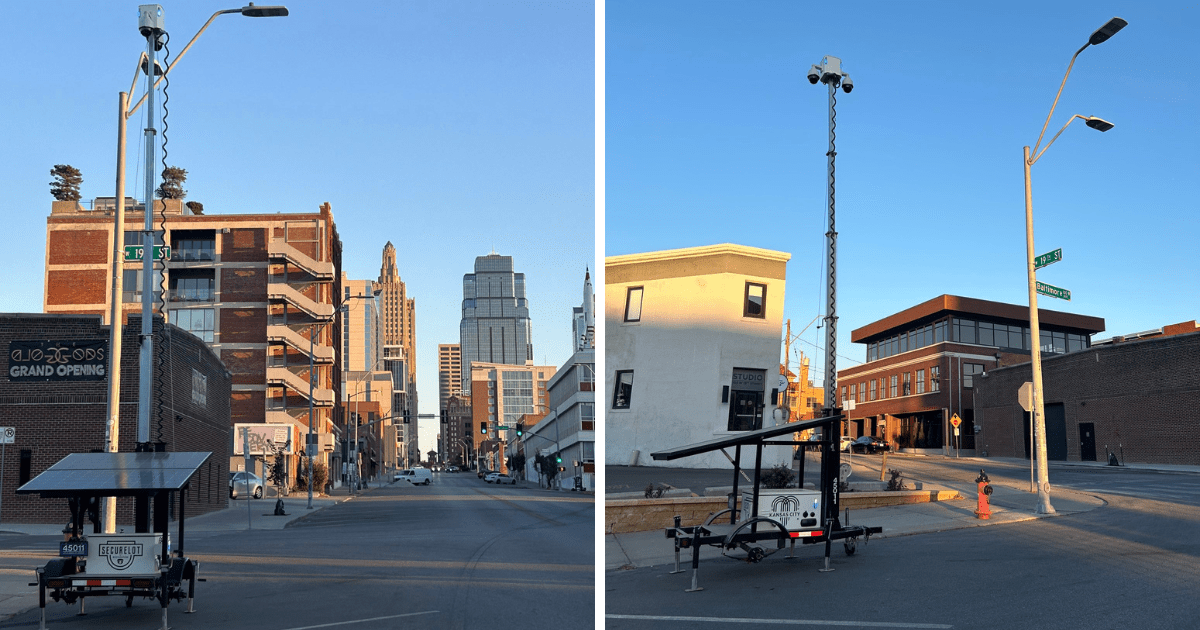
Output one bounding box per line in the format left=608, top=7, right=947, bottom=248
left=16, top=452, right=212, bottom=498
left=650, top=415, right=839, bottom=461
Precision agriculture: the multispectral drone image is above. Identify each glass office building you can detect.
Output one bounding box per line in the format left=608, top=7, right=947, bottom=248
left=459, top=254, right=534, bottom=393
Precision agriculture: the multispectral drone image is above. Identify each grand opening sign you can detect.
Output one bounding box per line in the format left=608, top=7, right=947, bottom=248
left=8, top=340, right=107, bottom=381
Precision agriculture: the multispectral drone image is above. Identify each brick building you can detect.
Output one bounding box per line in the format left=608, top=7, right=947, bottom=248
left=1, top=313, right=230, bottom=524
left=43, top=198, right=344, bottom=486
left=975, top=324, right=1200, bottom=465
left=837, top=295, right=1104, bottom=454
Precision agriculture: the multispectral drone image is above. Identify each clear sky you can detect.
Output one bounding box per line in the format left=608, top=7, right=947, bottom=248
left=606, top=1, right=1199, bottom=387
left=0, top=0, right=595, bottom=456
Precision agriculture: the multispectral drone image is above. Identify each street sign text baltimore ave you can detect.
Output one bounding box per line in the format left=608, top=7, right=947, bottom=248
left=1036, top=281, right=1070, bottom=301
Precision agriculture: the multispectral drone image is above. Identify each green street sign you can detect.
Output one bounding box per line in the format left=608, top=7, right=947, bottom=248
left=1034, top=248, right=1062, bottom=270
left=1036, top=281, right=1070, bottom=301
left=496, top=425, right=510, bottom=431
left=123, top=245, right=171, bottom=261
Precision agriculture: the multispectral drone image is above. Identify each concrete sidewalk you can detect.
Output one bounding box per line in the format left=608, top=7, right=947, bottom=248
left=605, top=483, right=1105, bottom=571
left=0, top=489, right=360, bottom=620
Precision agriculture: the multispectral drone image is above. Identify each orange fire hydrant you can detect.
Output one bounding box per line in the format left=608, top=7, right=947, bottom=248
left=975, top=469, right=993, bottom=520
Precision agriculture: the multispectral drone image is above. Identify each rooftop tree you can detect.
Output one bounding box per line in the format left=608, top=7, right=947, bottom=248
left=49, top=164, right=83, bottom=201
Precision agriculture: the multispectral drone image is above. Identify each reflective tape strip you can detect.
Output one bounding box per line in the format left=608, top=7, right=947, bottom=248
left=790, top=531, right=822, bottom=538
left=73, top=579, right=132, bottom=587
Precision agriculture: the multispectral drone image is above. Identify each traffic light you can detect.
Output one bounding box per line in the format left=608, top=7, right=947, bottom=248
left=555, top=454, right=562, bottom=464
left=515, top=422, right=524, bottom=437
left=480, top=422, right=488, bottom=435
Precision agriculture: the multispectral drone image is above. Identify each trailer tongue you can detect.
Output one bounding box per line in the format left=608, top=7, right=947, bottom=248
left=651, top=414, right=881, bottom=591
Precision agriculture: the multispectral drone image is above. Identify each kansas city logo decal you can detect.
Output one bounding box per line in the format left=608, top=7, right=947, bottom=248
left=771, top=495, right=800, bottom=513
left=98, top=541, right=144, bottom=571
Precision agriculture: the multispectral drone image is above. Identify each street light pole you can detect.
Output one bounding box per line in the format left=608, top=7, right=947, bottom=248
left=1023, top=16, right=1125, bottom=515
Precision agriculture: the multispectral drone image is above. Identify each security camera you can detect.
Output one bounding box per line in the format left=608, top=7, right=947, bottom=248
left=807, top=65, right=821, bottom=84
left=841, top=75, right=854, bottom=93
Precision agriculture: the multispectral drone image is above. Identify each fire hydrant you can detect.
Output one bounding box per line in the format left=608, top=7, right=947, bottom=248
left=975, top=469, right=993, bottom=520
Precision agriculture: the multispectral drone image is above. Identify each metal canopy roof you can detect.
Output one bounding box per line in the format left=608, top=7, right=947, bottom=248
left=650, top=415, right=839, bottom=461
left=16, top=452, right=212, bottom=498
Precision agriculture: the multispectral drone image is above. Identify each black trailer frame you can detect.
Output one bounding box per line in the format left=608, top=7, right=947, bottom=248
left=16, top=451, right=211, bottom=630
left=651, top=414, right=881, bottom=591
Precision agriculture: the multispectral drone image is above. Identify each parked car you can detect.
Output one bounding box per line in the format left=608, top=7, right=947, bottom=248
left=490, top=473, right=517, bottom=485
left=839, top=436, right=855, bottom=452
left=229, top=472, right=263, bottom=500
left=447, top=466, right=460, bottom=473
left=394, top=468, right=432, bottom=485
left=851, top=435, right=890, bottom=454
left=484, top=472, right=501, bottom=483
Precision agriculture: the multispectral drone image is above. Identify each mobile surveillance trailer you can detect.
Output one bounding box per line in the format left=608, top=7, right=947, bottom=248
left=17, top=451, right=210, bottom=630
left=652, top=414, right=881, bottom=592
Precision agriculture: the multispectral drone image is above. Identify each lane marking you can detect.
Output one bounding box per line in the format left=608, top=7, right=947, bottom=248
left=280, top=610, right=438, bottom=630
left=605, top=614, right=952, bottom=628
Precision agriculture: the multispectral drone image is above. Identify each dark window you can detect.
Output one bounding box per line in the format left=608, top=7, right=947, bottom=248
left=902, top=372, right=912, bottom=396
left=870, top=379, right=877, bottom=401
left=624, top=287, right=644, bottom=322
left=744, top=283, right=766, bottom=319
left=890, top=375, right=898, bottom=398
left=930, top=366, right=940, bottom=392
left=916, top=369, right=925, bottom=394
left=612, top=371, right=634, bottom=409
left=859, top=382, right=866, bottom=403
left=18, top=449, right=32, bottom=486
left=963, top=363, right=984, bottom=388
left=934, top=321, right=946, bottom=343
left=978, top=322, right=995, bottom=346
left=849, top=384, right=856, bottom=404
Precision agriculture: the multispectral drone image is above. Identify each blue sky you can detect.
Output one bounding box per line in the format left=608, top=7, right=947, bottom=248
left=0, top=0, right=595, bottom=454
left=605, top=1, right=1198, bottom=385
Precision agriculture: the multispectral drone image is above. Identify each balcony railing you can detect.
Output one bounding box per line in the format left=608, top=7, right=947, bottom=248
left=167, top=288, right=214, bottom=303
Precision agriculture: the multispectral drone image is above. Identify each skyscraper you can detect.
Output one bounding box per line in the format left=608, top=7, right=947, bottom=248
left=572, top=268, right=595, bottom=352
left=459, top=254, right=533, bottom=394
left=438, top=343, right=462, bottom=412
left=378, top=242, right=418, bottom=465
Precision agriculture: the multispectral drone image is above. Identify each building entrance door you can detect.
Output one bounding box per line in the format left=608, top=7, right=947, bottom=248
left=1079, top=422, right=1096, bottom=461
left=728, top=391, right=763, bottom=431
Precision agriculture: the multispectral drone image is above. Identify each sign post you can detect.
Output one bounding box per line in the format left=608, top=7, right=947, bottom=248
left=0, top=427, right=12, bottom=524
left=949, top=414, right=962, bottom=458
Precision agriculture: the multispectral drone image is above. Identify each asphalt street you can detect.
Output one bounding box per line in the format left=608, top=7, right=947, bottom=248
left=606, top=455, right=1200, bottom=629
left=0, top=472, right=594, bottom=630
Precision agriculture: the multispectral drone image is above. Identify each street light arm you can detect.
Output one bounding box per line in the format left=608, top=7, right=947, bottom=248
left=127, top=9, right=242, bottom=118
left=1030, top=43, right=1089, bottom=161
left=1031, top=115, right=1087, bottom=165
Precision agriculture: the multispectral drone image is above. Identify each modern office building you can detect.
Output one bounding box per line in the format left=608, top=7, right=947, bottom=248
left=836, top=295, right=1105, bottom=454
left=459, top=254, right=534, bottom=395
left=43, top=198, right=345, bottom=482
left=516, top=349, right=595, bottom=490
left=605, top=244, right=791, bottom=469
left=468, top=362, right=556, bottom=472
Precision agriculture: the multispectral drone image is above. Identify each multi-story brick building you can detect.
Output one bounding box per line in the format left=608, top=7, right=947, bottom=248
left=437, top=343, right=462, bottom=464
left=837, top=295, right=1104, bottom=454
left=443, top=394, right=473, bottom=469
left=43, top=198, right=344, bottom=485
left=0, top=313, right=230, bottom=524
left=975, top=322, right=1200, bottom=465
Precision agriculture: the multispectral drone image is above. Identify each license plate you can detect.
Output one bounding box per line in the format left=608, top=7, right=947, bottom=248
left=60, top=540, right=88, bottom=557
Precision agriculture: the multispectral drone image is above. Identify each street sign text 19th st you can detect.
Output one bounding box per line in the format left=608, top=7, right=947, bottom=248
left=123, top=245, right=171, bottom=261
left=1034, top=248, right=1062, bottom=270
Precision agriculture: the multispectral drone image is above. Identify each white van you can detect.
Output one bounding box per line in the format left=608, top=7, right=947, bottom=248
left=394, top=468, right=432, bottom=485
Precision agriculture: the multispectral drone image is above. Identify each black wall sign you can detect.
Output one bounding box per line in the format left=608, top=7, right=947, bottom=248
left=8, top=340, right=107, bottom=381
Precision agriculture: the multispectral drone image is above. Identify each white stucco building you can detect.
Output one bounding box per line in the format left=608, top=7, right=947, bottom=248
left=605, top=244, right=791, bottom=469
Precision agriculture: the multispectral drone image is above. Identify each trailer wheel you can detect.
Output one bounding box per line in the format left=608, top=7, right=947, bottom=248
left=844, top=539, right=857, bottom=556
left=722, top=517, right=789, bottom=563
